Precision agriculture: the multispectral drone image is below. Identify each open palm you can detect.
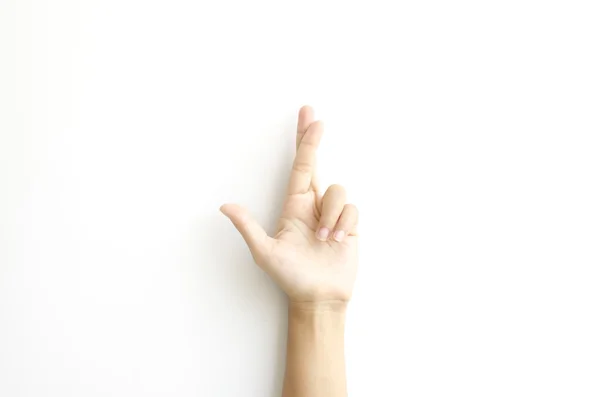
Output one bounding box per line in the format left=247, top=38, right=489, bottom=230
left=221, top=106, right=359, bottom=302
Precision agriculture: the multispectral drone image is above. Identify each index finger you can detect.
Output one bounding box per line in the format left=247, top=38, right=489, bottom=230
left=296, top=105, right=314, bottom=150
left=287, top=121, right=324, bottom=195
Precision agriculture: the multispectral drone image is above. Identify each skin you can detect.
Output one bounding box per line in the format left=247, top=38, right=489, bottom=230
left=220, top=105, right=359, bottom=397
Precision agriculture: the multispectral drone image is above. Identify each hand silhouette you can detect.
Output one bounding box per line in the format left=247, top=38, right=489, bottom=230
left=221, top=106, right=359, bottom=303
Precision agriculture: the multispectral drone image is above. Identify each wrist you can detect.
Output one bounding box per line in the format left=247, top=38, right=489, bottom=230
left=284, top=301, right=348, bottom=397
left=288, top=300, right=348, bottom=315
left=287, top=300, right=347, bottom=340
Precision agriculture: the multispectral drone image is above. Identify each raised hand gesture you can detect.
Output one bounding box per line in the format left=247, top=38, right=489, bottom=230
left=221, top=106, right=359, bottom=303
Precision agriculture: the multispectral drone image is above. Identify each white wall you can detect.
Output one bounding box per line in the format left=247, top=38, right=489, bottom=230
left=1, top=1, right=599, bottom=396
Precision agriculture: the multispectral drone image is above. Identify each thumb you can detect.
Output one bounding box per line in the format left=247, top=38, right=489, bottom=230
left=220, top=203, right=272, bottom=261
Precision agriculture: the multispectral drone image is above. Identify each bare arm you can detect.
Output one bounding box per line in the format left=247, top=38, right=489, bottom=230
left=283, top=301, right=347, bottom=397
left=221, top=106, right=358, bottom=397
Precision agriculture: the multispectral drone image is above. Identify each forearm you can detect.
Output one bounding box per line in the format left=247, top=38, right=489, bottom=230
left=282, top=300, right=348, bottom=397
left=222, top=106, right=358, bottom=397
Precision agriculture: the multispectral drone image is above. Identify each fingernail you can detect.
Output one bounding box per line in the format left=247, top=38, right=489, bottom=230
left=333, top=230, right=345, bottom=242
left=317, top=227, right=329, bottom=241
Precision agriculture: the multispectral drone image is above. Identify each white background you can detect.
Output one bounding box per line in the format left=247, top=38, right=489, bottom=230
left=1, top=1, right=599, bottom=396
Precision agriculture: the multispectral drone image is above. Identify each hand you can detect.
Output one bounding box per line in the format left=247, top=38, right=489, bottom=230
left=220, top=106, right=359, bottom=303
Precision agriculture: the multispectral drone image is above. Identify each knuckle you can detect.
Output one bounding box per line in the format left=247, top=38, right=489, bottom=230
left=292, top=161, right=311, bottom=173
left=320, top=214, right=339, bottom=226
left=300, top=139, right=318, bottom=149
left=345, top=203, right=358, bottom=215
left=326, top=184, right=346, bottom=197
